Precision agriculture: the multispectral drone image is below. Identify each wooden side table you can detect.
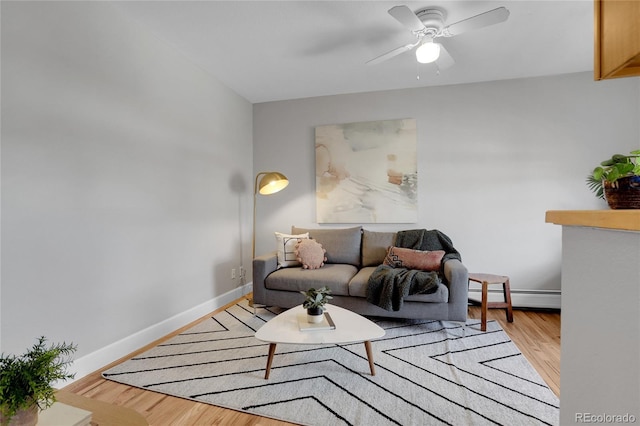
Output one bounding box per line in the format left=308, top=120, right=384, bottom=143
left=468, top=273, right=514, bottom=331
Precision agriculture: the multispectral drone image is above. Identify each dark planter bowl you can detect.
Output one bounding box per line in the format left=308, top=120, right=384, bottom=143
left=306, top=307, right=324, bottom=323
left=307, top=307, right=323, bottom=316
left=604, top=176, right=640, bottom=209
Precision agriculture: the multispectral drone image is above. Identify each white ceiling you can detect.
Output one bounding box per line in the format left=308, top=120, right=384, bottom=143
left=113, top=1, right=594, bottom=104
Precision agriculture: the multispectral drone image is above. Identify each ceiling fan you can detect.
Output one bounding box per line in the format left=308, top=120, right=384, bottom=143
left=367, top=5, right=510, bottom=69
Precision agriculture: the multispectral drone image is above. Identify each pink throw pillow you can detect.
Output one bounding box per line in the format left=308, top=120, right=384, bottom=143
left=295, top=239, right=327, bottom=269
left=383, top=246, right=445, bottom=271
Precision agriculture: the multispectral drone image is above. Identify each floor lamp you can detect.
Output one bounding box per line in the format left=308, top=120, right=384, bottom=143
left=249, top=171, right=289, bottom=306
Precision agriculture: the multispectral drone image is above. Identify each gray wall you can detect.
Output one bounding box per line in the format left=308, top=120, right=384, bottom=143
left=253, top=73, right=640, bottom=307
left=1, top=2, right=253, bottom=366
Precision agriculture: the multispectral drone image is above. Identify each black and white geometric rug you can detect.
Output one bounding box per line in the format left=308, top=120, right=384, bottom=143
left=103, top=300, right=559, bottom=425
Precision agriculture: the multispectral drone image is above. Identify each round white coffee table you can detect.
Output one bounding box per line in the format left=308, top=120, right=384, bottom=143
left=255, top=304, right=385, bottom=379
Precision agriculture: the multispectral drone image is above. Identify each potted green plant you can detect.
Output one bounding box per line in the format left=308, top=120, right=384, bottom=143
left=0, top=337, right=76, bottom=426
left=587, top=150, right=640, bottom=209
left=300, top=286, right=333, bottom=323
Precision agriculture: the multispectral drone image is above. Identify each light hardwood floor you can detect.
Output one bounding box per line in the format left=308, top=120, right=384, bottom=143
left=63, top=298, right=560, bottom=425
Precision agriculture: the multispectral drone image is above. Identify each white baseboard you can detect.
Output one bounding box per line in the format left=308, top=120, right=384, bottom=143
left=64, top=283, right=252, bottom=385
left=468, top=288, right=561, bottom=310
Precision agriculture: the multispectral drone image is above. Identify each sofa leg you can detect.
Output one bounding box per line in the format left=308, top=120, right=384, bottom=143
left=246, top=296, right=266, bottom=316
left=251, top=303, right=266, bottom=316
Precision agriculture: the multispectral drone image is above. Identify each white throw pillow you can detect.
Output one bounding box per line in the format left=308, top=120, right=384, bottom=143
left=275, top=232, right=309, bottom=268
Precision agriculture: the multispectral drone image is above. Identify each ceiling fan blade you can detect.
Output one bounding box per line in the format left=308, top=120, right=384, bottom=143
left=435, top=44, right=455, bottom=69
left=442, top=7, right=510, bottom=37
left=388, top=5, right=426, bottom=34
left=366, top=41, right=419, bottom=65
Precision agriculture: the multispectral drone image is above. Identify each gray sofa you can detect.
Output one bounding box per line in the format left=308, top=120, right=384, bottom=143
left=252, top=226, right=469, bottom=321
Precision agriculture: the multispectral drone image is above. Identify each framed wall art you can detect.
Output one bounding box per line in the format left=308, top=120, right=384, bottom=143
left=315, top=118, right=417, bottom=223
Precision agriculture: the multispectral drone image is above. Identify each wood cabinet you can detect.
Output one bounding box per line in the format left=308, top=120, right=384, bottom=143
left=594, top=0, right=640, bottom=80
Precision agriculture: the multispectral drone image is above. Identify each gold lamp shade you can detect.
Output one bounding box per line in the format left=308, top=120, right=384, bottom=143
left=257, top=172, right=289, bottom=195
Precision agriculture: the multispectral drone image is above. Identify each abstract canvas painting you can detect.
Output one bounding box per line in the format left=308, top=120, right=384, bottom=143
left=315, top=118, right=417, bottom=223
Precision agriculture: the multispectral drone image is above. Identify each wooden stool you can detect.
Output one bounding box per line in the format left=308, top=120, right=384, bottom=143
left=468, top=273, right=514, bottom=331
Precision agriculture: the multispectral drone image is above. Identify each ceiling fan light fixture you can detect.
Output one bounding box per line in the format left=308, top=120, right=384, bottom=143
left=415, top=41, right=440, bottom=63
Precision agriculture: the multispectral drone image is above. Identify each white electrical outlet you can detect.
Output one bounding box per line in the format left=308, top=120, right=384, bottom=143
left=231, top=268, right=236, bottom=279
left=239, top=266, right=245, bottom=278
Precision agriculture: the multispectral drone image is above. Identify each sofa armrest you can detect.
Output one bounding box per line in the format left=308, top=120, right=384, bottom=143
left=443, top=259, right=469, bottom=319
left=252, top=251, right=278, bottom=304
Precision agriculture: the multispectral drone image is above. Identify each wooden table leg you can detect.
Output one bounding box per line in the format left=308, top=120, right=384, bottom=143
left=503, top=279, right=514, bottom=323
left=481, top=281, right=488, bottom=331
left=264, top=343, right=277, bottom=379
left=364, top=341, right=376, bottom=376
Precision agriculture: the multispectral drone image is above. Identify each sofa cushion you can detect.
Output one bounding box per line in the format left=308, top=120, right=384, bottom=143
left=362, top=230, right=397, bottom=266
left=275, top=232, right=309, bottom=268
left=348, top=267, right=449, bottom=302
left=347, top=267, right=379, bottom=298
left=292, top=226, right=362, bottom=267
left=265, top=264, right=357, bottom=296
left=295, top=239, right=326, bottom=269
left=384, top=246, right=445, bottom=271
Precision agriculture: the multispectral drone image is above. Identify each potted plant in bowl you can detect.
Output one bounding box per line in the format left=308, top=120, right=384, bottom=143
left=587, top=150, right=640, bottom=209
left=0, top=336, right=76, bottom=426
left=300, top=286, right=333, bottom=323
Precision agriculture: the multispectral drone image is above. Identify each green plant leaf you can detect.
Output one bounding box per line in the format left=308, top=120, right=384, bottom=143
left=611, top=154, right=629, bottom=163
left=615, top=162, right=634, bottom=175
left=593, top=167, right=604, bottom=180
left=607, top=168, right=620, bottom=181
left=586, top=175, right=604, bottom=199
left=601, top=158, right=615, bottom=166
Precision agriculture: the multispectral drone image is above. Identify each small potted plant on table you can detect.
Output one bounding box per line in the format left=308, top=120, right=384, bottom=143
left=300, top=286, right=333, bottom=323
left=587, top=150, right=640, bottom=209
left=0, top=337, right=76, bottom=426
